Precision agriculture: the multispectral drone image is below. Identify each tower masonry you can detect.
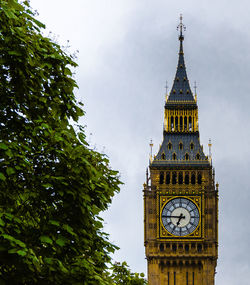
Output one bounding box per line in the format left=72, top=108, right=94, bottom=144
left=143, top=16, right=218, bottom=285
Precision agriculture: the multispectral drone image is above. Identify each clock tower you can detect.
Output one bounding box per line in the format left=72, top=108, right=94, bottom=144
left=144, top=16, right=218, bottom=285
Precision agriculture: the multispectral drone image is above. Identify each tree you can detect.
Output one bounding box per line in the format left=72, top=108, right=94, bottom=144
left=110, top=262, right=147, bottom=285
left=0, top=1, right=124, bottom=284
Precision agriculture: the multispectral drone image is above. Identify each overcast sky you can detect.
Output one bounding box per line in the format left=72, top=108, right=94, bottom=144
left=30, top=1, right=250, bottom=284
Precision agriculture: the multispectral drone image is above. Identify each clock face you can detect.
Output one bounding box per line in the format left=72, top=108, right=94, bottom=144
left=161, top=197, right=200, bottom=237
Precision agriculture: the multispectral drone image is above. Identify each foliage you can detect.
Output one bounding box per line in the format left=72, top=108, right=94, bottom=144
left=109, top=262, right=147, bottom=285
left=0, top=0, right=124, bottom=284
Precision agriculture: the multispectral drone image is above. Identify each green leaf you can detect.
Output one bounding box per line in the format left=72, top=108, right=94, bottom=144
left=1, top=234, right=26, bottom=247
left=8, top=0, right=24, bottom=11
left=44, top=257, right=53, bottom=265
left=32, top=18, right=46, bottom=29
left=0, top=143, right=8, bottom=150
left=64, top=68, right=72, bottom=76
left=8, top=50, right=22, bottom=56
left=49, top=220, right=60, bottom=226
left=0, top=218, right=5, bottom=226
left=8, top=248, right=18, bottom=254
left=42, top=183, right=52, bottom=188
left=0, top=173, right=6, bottom=181
left=56, top=237, right=68, bottom=247
left=6, top=167, right=15, bottom=176
left=62, top=224, right=75, bottom=236
left=40, top=236, right=53, bottom=244
left=17, top=250, right=27, bottom=256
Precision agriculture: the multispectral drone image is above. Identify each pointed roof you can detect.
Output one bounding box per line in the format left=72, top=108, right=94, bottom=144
left=151, top=133, right=210, bottom=167
left=166, top=18, right=196, bottom=106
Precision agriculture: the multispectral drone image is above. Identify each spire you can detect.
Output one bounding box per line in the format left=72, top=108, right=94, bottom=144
left=166, top=15, right=196, bottom=104
left=177, top=14, right=185, bottom=42
left=151, top=16, right=210, bottom=167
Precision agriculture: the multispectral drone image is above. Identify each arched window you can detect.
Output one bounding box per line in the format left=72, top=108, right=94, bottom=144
left=175, top=116, right=178, bottom=131
left=179, top=142, right=183, bottom=150
left=160, top=172, right=164, bottom=184
left=184, top=116, right=187, bottom=130
left=161, top=153, right=165, bottom=160
left=189, top=116, right=192, bottom=131
left=197, top=244, right=202, bottom=253
left=168, top=142, right=172, bottom=150
left=190, top=142, right=194, bottom=150
left=166, top=172, right=170, bottom=184
left=185, top=153, right=189, bottom=160
left=180, top=116, right=183, bottom=131
left=196, top=153, right=200, bottom=160
left=185, top=173, right=189, bottom=184
left=172, top=244, right=177, bottom=252
left=178, top=172, right=183, bottom=184
left=172, top=153, right=177, bottom=160
left=172, top=172, right=177, bottom=184
left=185, top=244, right=189, bottom=252
left=191, top=173, right=196, bottom=184
left=198, top=173, right=202, bottom=184
left=171, top=116, right=174, bottom=130
left=159, top=243, right=164, bottom=252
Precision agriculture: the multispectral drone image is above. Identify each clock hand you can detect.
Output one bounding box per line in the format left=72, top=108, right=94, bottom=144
left=164, top=215, right=186, bottom=219
left=164, top=215, right=184, bottom=218
left=176, top=213, right=185, bottom=226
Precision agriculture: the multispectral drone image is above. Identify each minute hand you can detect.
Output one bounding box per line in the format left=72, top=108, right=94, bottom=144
left=176, top=213, right=185, bottom=226
left=164, top=215, right=186, bottom=218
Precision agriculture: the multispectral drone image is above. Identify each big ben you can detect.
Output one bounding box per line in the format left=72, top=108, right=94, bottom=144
left=144, top=16, right=218, bottom=285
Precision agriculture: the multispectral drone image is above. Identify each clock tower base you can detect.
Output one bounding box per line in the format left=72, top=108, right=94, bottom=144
left=147, top=257, right=216, bottom=285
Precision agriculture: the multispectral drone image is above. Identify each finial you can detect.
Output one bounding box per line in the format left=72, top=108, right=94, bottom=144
left=149, top=139, right=153, bottom=156
left=177, top=14, right=186, bottom=41
left=165, top=80, right=169, bottom=102
left=216, top=182, right=219, bottom=190
left=146, top=167, right=149, bottom=186
left=165, top=80, right=168, bottom=94
left=149, top=139, right=153, bottom=163
left=194, top=81, right=197, bottom=94
left=194, top=81, right=197, bottom=102
left=208, top=138, right=212, bottom=163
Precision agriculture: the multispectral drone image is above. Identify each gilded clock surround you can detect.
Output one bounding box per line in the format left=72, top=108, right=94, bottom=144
left=143, top=16, right=218, bottom=285
left=158, top=195, right=203, bottom=240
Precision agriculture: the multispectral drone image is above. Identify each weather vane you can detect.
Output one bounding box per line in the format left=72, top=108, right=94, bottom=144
left=177, top=14, right=186, bottom=40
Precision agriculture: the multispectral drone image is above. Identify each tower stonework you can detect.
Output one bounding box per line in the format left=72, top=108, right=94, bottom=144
left=144, top=19, right=218, bottom=285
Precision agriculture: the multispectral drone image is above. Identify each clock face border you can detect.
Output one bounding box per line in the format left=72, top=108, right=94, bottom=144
left=161, top=197, right=200, bottom=237
left=157, top=194, right=203, bottom=240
